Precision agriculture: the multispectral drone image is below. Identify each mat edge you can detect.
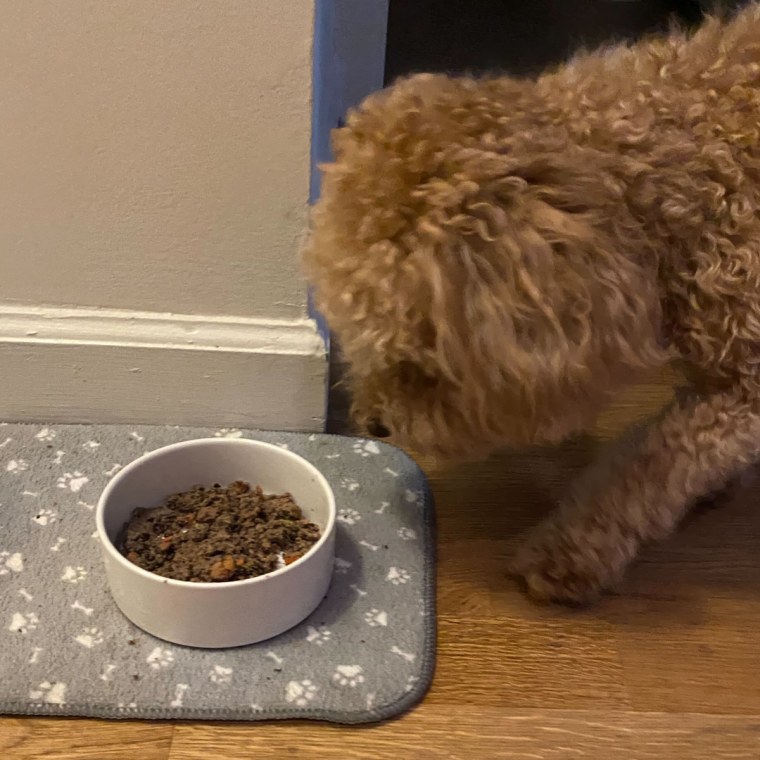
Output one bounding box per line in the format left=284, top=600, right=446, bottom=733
left=0, top=426, right=437, bottom=726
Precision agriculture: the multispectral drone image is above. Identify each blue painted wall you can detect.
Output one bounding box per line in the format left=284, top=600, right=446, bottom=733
left=308, top=0, right=389, bottom=348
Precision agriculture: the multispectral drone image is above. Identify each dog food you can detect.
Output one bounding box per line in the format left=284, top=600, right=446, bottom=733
left=120, top=480, right=321, bottom=582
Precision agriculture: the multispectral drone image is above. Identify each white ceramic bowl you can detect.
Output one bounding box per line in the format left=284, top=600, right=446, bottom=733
left=96, top=438, right=336, bottom=648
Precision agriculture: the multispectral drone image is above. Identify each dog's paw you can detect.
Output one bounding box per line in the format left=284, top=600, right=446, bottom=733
left=510, top=520, right=617, bottom=605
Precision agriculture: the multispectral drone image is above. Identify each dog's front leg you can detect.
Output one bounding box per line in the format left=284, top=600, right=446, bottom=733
left=511, top=387, right=760, bottom=604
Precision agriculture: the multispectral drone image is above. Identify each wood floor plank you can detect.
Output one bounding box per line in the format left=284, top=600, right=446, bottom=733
left=0, top=717, right=172, bottom=760
left=629, top=712, right=760, bottom=760
left=167, top=708, right=760, bottom=760
left=432, top=615, right=629, bottom=709
left=606, top=590, right=760, bottom=714
left=601, top=457, right=760, bottom=714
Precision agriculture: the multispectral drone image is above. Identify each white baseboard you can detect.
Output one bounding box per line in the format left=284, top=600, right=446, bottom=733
left=0, top=303, right=328, bottom=430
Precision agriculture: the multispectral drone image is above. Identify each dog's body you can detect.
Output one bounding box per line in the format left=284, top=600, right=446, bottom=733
left=303, top=5, right=760, bottom=603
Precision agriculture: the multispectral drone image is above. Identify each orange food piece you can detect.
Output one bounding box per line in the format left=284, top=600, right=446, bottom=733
left=209, top=555, right=236, bottom=581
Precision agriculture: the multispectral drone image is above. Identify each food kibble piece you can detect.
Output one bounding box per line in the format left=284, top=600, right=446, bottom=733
left=209, top=555, right=236, bottom=581
left=120, top=481, right=321, bottom=582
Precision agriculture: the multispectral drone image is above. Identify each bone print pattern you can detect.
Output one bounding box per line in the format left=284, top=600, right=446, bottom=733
left=1, top=424, right=433, bottom=721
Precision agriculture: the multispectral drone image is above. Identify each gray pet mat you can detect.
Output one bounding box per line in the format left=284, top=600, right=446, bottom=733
left=0, top=423, right=435, bottom=724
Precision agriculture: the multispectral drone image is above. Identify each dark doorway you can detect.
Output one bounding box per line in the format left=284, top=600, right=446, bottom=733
left=385, top=0, right=707, bottom=83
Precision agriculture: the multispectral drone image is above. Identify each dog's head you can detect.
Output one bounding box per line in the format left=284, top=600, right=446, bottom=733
left=303, top=74, right=664, bottom=458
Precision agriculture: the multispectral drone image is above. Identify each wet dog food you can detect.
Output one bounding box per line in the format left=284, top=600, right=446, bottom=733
left=120, top=480, right=321, bottom=582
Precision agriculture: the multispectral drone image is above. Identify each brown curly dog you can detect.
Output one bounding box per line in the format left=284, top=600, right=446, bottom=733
left=303, top=4, right=760, bottom=604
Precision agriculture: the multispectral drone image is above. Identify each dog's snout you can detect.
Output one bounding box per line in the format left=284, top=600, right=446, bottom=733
left=367, top=419, right=391, bottom=438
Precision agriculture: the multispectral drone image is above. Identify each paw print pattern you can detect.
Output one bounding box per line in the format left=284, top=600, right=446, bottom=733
left=29, top=681, right=67, bottom=705
left=398, top=527, right=417, bottom=541
left=0, top=551, right=24, bottom=575
left=285, top=679, right=317, bottom=706
left=352, top=439, right=380, bottom=457
left=9, top=611, right=39, bottom=634
left=405, top=489, right=424, bottom=507
left=337, top=508, right=361, bottom=525
left=332, top=664, right=365, bottom=688
left=339, top=477, right=360, bottom=492
left=305, top=625, right=332, bottom=645
left=333, top=557, right=352, bottom=575
left=74, top=627, right=104, bottom=648
left=214, top=428, right=243, bottom=439
left=61, top=566, right=88, bottom=584
left=386, top=567, right=411, bottom=585
left=32, top=509, right=58, bottom=527
left=83, top=440, right=101, bottom=450
left=209, top=665, right=233, bottom=684
left=34, top=427, right=56, bottom=442
left=5, top=459, right=29, bottom=474
left=57, top=471, right=89, bottom=493
left=364, top=608, right=388, bottom=627
left=146, top=646, right=174, bottom=669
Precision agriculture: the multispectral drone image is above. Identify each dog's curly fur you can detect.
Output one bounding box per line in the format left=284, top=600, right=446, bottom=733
left=303, top=5, right=760, bottom=603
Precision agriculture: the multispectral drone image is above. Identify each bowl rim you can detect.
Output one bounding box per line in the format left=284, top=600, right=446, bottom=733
left=95, top=437, right=337, bottom=590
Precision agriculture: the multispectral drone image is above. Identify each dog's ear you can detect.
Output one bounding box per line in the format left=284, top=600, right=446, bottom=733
left=303, top=206, right=437, bottom=378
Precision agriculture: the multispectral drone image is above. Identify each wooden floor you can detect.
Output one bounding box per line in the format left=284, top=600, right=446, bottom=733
left=3, top=367, right=760, bottom=759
